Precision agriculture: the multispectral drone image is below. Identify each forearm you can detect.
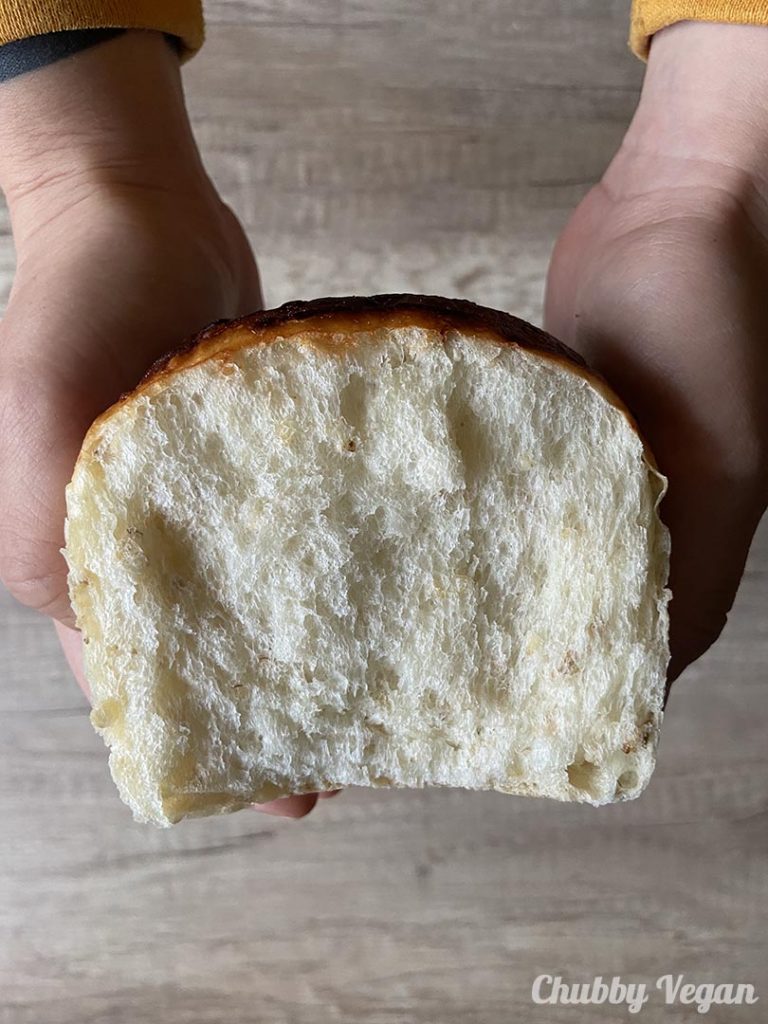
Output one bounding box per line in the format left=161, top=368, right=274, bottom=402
left=630, top=0, right=768, bottom=58
left=0, top=29, right=208, bottom=240
left=613, top=22, right=768, bottom=200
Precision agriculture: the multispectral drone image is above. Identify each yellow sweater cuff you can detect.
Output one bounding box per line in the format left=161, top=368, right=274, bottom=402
left=0, top=0, right=204, bottom=61
left=631, top=0, right=768, bottom=58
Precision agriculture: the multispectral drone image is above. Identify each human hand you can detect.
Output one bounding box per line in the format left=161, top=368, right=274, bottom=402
left=0, top=30, right=328, bottom=817
left=545, top=22, right=768, bottom=684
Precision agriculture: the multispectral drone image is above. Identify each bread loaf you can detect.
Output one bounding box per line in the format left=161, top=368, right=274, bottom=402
left=64, top=295, right=670, bottom=827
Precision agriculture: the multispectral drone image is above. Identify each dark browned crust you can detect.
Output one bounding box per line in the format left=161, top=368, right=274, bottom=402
left=77, top=293, right=659, bottom=474
left=140, top=293, right=587, bottom=386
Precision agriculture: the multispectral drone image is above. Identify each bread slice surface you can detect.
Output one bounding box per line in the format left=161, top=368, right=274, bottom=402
left=64, top=295, right=670, bottom=826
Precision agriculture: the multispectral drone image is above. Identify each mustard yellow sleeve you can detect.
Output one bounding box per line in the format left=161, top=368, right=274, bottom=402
left=0, top=0, right=204, bottom=61
left=631, top=1, right=768, bottom=57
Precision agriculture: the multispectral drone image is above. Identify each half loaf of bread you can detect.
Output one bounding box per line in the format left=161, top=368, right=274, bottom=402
left=64, top=294, right=670, bottom=826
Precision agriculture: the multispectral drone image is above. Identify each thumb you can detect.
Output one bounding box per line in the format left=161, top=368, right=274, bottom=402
left=0, top=365, right=84, bottom=626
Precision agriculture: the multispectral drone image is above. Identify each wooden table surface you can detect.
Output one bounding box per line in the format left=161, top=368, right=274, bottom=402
left=2, top=3, right=767, bottom=1022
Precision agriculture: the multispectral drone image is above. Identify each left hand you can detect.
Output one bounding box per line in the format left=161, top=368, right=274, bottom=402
left=0, top=31, right=328, bottom=818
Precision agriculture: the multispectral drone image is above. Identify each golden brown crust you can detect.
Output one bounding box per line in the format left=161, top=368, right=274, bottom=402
left=77, top=294, right=657, bottom=471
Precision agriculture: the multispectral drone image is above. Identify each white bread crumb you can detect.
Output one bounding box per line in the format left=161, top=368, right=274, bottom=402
left=64, top=303, right=670, bottom=826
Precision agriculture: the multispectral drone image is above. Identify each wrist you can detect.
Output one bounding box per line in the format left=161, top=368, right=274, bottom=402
left=0, top=30, right=208, bottom=221
left=610, top=22, right=768, bottom=203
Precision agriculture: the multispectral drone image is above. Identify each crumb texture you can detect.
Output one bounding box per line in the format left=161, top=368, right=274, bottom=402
left=65, top=323, right=670, bottom=826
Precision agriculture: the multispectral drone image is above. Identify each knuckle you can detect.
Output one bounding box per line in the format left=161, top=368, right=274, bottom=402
left=0, top=517, right=69, bottom=617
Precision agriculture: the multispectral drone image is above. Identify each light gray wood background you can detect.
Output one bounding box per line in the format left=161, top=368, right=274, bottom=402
left=2, top=2, right=767, bottom=1022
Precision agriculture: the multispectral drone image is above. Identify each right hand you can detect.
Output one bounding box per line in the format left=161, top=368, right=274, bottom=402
left=545, top=22, right=768, bottom=683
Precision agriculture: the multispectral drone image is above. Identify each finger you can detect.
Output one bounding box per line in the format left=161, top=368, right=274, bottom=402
left=54, top=619, right=91, bottom=702
left=253, top=793, right=319, bottom=818
left=0, top=373, right=85, bottom=626
left=661, top=474, right=764, bottom=682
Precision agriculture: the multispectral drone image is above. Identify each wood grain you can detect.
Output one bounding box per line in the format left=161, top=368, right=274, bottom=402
left=1, top=2, right=766, bottom=1022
